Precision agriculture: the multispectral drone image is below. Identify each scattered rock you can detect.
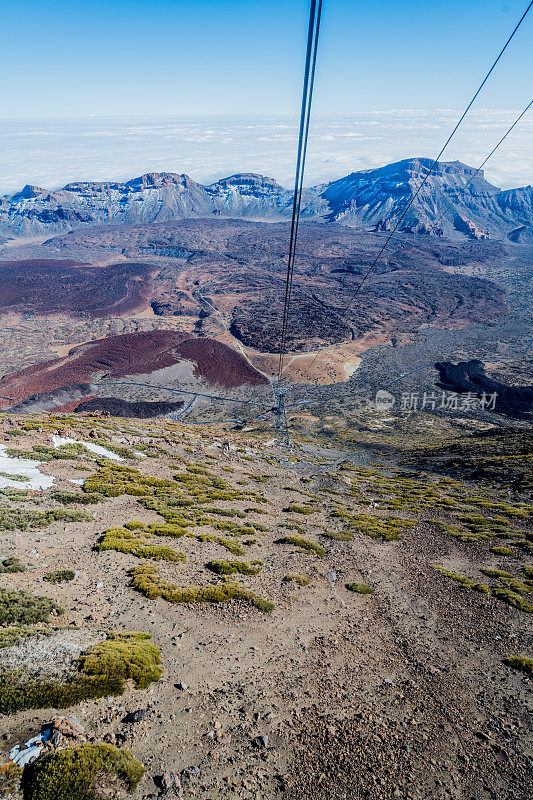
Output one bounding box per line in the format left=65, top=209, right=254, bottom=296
left=160, top=772, right=183, bottom=796
left=252, top=734, right=269, bottom=749
left=181, top=765, right=200, bottom=778
left=51, top=717, right=85, bottom=739
left=124, top=709, right=147, bottom=723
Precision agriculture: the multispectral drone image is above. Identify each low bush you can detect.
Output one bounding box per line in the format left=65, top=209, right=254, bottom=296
left=0, top=589, right=63, bottom=625
left=491, top=587, right=533, bottom=613
left=0, top=507, right=91, bottom=532
left=431, top=566, right=489, bottom=593
left=320, top=530, right=353, bottom=541
left=480, top=568, right=514, bottom=579
left=490, top=546, right=514, bottom=556
left=282, top=574, right=310, bottom=587
left=504, top=655, right=533, bottom=675
left=96, top=527, right=185, bottom=563
left=43, top=569, right=76, bottom=583
left=206, top=559, right=262, bottom=576
left=0, top=632, right=161, bottom=715
left=22, top=743, right=144, bottom=800
left=50, top=491, right=104, bottom=506
left=284, top=503, right=316, bottom=515
left=345, top=582, right=374, bottom=595
left=275, top=535, right=326, bottom=557
left=0, top=556, right=26, bottom=573
left=332, top=510, right=413, bottom=541
left=130, top=565, right=274, bottom=612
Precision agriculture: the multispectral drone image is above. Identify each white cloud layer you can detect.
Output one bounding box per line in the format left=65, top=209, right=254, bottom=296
left=1, top=111, right=532, bottom=196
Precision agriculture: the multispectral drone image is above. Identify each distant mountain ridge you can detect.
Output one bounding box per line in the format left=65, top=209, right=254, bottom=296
left=1, top=157, right=532, bottom=242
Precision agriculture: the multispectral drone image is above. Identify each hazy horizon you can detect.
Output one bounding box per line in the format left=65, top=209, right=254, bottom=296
left=1, top=110, right=532, bottom=196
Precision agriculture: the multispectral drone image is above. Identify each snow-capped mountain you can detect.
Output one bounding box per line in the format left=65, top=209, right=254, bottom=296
left=1, top=158, right=532, bottom=242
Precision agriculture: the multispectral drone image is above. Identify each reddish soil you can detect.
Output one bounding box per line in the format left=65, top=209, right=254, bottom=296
left=0, top=259, right=155, bottom=316
left=0, top=331, right=268, bottom=407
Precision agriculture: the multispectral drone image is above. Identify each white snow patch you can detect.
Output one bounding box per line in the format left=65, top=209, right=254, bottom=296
left=51, top=435, right=124, bottom=462
left=0, top=444, right=55, bottom=491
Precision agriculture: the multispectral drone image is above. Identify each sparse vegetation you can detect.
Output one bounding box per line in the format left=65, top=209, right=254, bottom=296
left=491, top=587, right=533, bottom=613
left=275, top=535, right=326, bottom=557
left=43, top=569, right=76, bottom=583
left=504, top=655, right=533, bottom=675
left=284, top=502, right=316, bottom=515
left=0, top=556, right=25, bottom=573
left=207, top=559, right=262, bottom=575
left=130, top=565, right=274, bottom=612
left=0, top=507, right=91, bottom=532
left=345, top=581, right=374, bottom=595
left=283, top=574, right=310, bottom=587
left=0, top=760, right=22, bottom=794
left=0, top=589, right=63, bottom=625
left=51, top=490, right=104, bottom=505
left=332, top=510, right=413, bottom=541
left=96, top=526, right=185, bottom=562
left=432, top=566, right=489, bottom=593
left=320, top=530, right=353, bottom=541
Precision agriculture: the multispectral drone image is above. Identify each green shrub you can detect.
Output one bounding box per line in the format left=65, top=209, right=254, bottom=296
left=0, top=469, right=29, bottom=482
left=123, top=520, right=145, bottom=530
left=521, top=565, right=533, bottom=579
left=0, top=506, right=91, bottom=532
left=495, top=577, right=533, bottom=595
left=0, top=632, right=161, bottom=715
left=80, top=632, right=162, bottom=689
left=275, top=535, right=326, bottom=557
left=207, top=559, right=262, bottom=575
left=332, top=510, right=413, bottom=541
left=490, top=546, right=514, bottom=556
left=492, top=587, right=533, bottom=613
left=0, top=589, right=63, bottom=625
left=96, top=527, right=185, bottom=562
left=0, top=556, right=26, bottom=573
left=283, top=574, right=310, bottom=587
left=22, top=743, right=144, bottom=800
left=320, top=530, right=353, bottom=541
left=130, top=565, right=274, bottom=612
left=504, top=655, right=533, bottom=675
left=147, top=522, right=188, bottom=538
left=43, top=569, right=76, bottom=583
left=284, top=503, right=316, bottom=515
left=431, top=567, right=489, bottom=593
left=50, top=491, right=104, bottom=505
left=0, top=626, right=54, bottom=649
left=480, top=568, right=514, bottom=579
left=345, top=582, right=374, bottom=595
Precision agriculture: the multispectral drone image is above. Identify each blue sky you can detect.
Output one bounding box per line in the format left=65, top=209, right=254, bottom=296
left=1, top=0, right=532, bottom=117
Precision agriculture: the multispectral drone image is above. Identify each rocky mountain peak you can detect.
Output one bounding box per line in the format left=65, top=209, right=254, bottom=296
left=1, top=158, right=531, bottom=242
